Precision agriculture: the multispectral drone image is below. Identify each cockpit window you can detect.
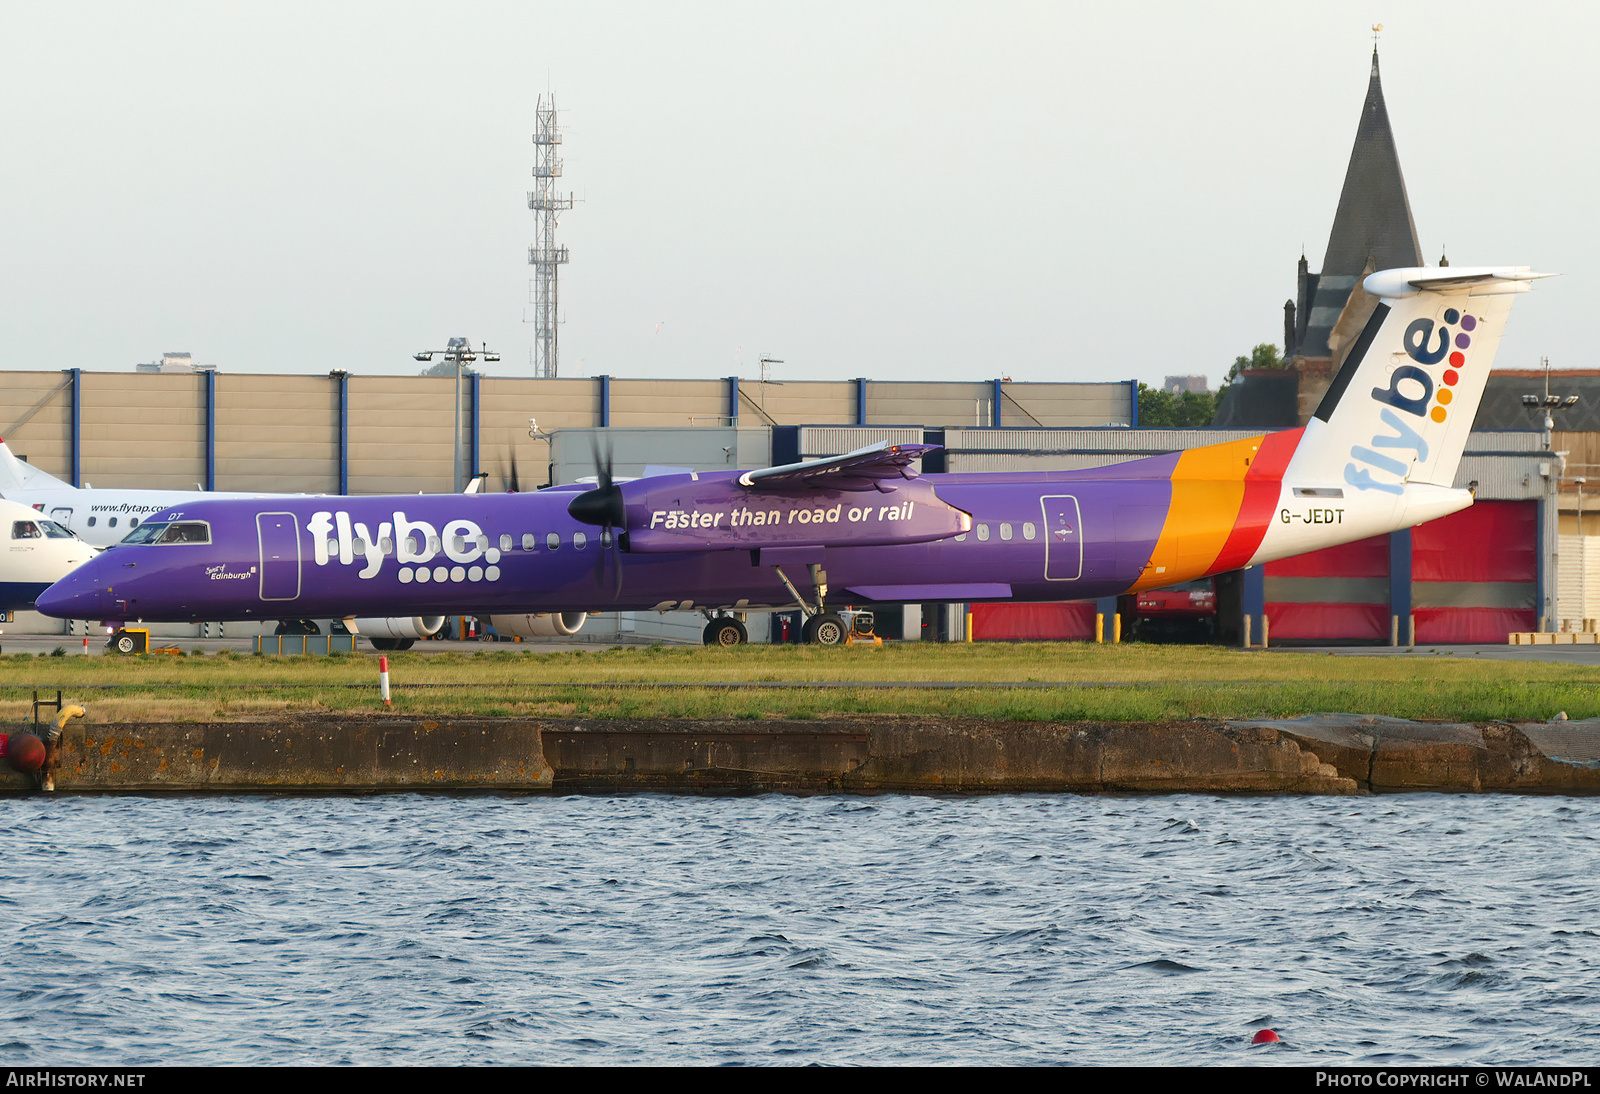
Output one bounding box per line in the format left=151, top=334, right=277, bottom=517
left=119, top=521, right=210, bottom=545
left=9, top=519, right=71, bottom=539
left=121, top=522, right=168, bottom=545
left=155, top=522, right=210, bottom=545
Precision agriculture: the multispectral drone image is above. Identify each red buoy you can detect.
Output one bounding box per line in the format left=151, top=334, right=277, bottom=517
left=1251, top=1029, right=1280, bottom=1045
left=6, top=732, right=46, bottom=774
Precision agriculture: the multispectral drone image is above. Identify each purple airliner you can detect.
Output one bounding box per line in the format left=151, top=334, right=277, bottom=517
left=35, top=267, right=1547, bottom=647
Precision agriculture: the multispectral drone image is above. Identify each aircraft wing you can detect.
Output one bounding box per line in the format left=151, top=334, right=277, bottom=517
left=737, top=441, right=940, bottom=494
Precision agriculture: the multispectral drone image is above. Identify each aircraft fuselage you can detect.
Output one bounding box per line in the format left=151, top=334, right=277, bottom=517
left=31, top=450, right=1459, bottom=624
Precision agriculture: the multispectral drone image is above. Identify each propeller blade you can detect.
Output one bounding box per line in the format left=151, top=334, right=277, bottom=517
left=578, top=435, right=623, bottom=597
left=592, top=527, right=623, bottom=599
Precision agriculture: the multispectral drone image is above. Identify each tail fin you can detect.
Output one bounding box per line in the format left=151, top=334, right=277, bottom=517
left=1286, top=266, right=1551, bottom=492
left=0, top=437, right=72, bottom=496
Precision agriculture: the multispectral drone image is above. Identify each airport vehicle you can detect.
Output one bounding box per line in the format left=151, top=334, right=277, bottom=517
left=1133, top=578, right=1217, bottom=642
left=0, top=499, right=97, bottom=616
left=843, top=609, right=883, bottom=646
left=35, top=267, right=1543, bottom=644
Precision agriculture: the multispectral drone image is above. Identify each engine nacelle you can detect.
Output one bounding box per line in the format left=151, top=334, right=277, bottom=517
left=351, top=616, right=446, bottom=640
left=488, top=612, right=587, bottom=638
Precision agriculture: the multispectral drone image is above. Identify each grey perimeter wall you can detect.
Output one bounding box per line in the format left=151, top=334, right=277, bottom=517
left=0, top=371, right=1137, bottom=495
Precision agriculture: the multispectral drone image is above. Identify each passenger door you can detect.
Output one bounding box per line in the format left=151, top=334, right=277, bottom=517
left=1040, top=495, right=1083, bottom=581
left=256, top=512, right=301, bottom=601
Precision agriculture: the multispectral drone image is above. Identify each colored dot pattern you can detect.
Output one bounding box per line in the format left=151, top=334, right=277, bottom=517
left=1429, top=309, right=1478, bottom=424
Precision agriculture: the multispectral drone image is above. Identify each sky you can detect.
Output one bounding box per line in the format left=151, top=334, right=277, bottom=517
left=0, top=1, right=1593, bottom=388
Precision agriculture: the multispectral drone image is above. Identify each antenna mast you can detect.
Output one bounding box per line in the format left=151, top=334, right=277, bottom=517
left=528, top=95, right=574, bottom=379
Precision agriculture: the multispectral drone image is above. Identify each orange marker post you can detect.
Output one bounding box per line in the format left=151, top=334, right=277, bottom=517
left=379, top=656, right=392, bottom=709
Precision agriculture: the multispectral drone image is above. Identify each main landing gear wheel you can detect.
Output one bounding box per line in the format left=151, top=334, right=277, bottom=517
left=702, top=618, right=748, bottom=647
left=803, top=613, right=846, bottom=646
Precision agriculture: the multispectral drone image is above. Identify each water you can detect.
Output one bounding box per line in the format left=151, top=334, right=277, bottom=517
left=1, top=792, right=1596, bottom=1066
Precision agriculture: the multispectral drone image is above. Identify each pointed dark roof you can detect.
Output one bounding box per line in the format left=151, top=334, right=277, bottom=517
left=1294, top=50, right=1424, bottom=362
left=1321, top=50, right=1422, bottom=277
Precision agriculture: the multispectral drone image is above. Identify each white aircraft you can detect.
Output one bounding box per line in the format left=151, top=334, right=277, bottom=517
left=0, top=438, right=486, bottom=549
left=0, top=436, right=288, bottom=548
left=0, top=498, right=96, bottom=616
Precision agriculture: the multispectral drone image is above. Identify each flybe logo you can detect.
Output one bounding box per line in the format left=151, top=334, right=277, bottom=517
left=305, top=510, right=504, bottom=585
left=1346, top=306, right=1479, bottom=495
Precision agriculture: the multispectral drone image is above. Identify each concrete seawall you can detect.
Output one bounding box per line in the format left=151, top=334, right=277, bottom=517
left=0, top=718, right=555, bottom=792
left=1245, top=714, right=1600, bottom=794
left=6, top=713, right=1596, bottom=795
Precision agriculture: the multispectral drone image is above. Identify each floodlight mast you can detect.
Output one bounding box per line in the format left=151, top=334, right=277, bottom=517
left=1524, top=356, right=1582, bottom=631
left=414, top=339, right=500, bottom=492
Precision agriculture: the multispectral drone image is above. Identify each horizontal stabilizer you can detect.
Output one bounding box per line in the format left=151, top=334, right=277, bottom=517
left=739, top=441, right=939, bottom=493
left=1364, top=266, right=1555, bottom=298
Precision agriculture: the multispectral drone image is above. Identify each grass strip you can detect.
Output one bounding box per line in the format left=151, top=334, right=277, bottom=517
left=0, top=643, right=1585, bottom=724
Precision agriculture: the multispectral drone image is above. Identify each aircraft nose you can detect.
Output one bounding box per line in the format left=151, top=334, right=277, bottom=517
left=35, top=558, right=112, bottom=619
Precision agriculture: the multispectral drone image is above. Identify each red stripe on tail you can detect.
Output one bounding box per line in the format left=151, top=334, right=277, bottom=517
left=1209, top=428, right=1302, bottom=573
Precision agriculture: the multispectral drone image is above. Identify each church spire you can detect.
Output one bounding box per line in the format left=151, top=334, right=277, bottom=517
left=1320, top=47, right=1422, bottom=277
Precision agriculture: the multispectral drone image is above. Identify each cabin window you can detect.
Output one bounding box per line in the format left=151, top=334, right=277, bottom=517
left=600, top=529, right=614, bottom=548
left=108, top=517, right=118, bottom=528
left=130, top=519, right=139, bottom=528
left=522, top=533, right=535, bottom=551
left=154, top=522, right=210, bottom=545
left=352, top=536, right=367, bottom=554
left=955, top=533, right=967, bottom=542
left=403, top=534, right=423, bottom=557
left=573, top=532, right=587, bottom=550
left=477, top=534, right=490, bottom=551
left=380, top=536, right=394, bottom=556
left=1023, top=522, right=1037, bottom=541
left=999, top=523, right=1014, bottom=541
left=500, top=534, right=513, bottom=552
left=449, top=533, right=467, bottom=554
left=11, top=521, right=39, bottom=540
left=976, top=524, right=990, bottom=542
left=87, top=516, right=96, bottom=527
left=546, top=532, right=561, bottom=551
left=426, top=535, right=441, bottom=555
left=326, top=538, right=339, bottom=558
